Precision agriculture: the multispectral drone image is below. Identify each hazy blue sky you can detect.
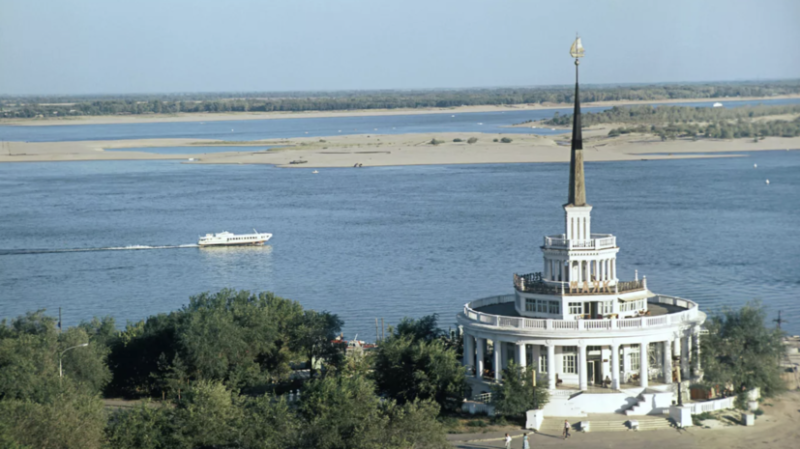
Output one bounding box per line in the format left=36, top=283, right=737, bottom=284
left=1, top=0, right=798, bottom=95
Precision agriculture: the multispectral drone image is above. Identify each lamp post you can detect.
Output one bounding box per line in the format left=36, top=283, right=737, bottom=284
left=59, top=343, right=89, bottom=385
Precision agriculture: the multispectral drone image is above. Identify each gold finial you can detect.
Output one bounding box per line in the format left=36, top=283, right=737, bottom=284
left=570, top=36, right=585, bottom=59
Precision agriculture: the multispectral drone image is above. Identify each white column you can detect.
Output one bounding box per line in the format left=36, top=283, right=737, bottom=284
left=692, top=329, right=702, bottom=377
left=611, top=260, right=616, bottom=279
left=517, top=343, right=527, bottom=369
left=547, top=344, right=556, bottom=389
left=578, top=344, right=588, bottom=390
left=681, top=335, right=690, bottom=379
left=611, top=342, right=620, bottom=390
left=600, top=259, right=605, bottom=281
left=663, top=340, right=672, bottom=384
left=494, top=340, right=502, bottom=382
left=476, top=337, right=485, bottom=379
left=640, top=342, right=649, bottom=388
left=463, top=333, right=474, bottom=370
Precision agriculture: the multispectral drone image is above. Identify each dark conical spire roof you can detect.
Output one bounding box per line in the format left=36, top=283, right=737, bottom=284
left=566, top=58, right=587, bottom=207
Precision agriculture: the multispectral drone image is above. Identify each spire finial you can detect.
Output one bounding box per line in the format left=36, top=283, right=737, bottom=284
left=566, top=36, right=587, bottom=207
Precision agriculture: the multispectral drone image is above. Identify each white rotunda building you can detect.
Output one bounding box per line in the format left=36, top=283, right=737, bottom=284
left=457, top=41, right=706, bottom=417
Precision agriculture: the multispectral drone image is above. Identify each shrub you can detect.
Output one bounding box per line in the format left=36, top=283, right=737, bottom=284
left=465, top=419, right=488, bottom=428
left=430, top=139, right=445, bottom=145
left=467, top=137, right=478, bottom=144
left=453, top=138, right=463, bottom=142
left=754, top=408, right=764, bottom=416
left=500, top=137, right=513, bottom=143
left=492, top=139, right=498, bottom=142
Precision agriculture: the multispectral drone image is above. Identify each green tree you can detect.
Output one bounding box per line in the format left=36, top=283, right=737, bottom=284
left=299, top=375, right=386, bottom=449
left=172, top=380, right=242, bottom=448
left=289, top=310, right=344, bottom=378
left=240, top=394, right=299, bottom=449
left=491, top=362, right=550, bottom=416
left=467, top=137, right=478, bottom=144
left=700, top=302, right=785, bottom=397
left=381, top=399, right=449, bottom=449
left=373, top=335, right=465, bottom=411
left=105, top=402, right=175, bottom=449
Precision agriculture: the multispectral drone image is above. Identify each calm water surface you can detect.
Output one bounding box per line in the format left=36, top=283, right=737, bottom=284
left=1, top=151, right=799, bottom=337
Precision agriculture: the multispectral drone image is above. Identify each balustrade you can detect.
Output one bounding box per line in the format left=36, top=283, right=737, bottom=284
left=542, top=233, right=616, bottom=250
left=462, top=295, right=699, bottom=333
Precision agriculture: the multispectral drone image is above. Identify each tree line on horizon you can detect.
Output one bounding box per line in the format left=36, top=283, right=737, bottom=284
left=544, top=103, right=800, bottom=140
left=2, top=80, right=800, bottom=119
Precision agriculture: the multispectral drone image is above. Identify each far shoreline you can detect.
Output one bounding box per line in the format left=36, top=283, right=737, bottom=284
left=3, top=94, right=800, bottom=127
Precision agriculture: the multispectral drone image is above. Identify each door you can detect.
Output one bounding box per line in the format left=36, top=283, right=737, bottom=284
left=587, top=361, right=595, bottom=385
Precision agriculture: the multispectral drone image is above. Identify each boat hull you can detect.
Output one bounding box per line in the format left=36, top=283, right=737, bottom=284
left=199, top=240, right=268, bottom=248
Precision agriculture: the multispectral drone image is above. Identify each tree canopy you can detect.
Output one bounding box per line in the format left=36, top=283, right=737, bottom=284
left=700, top=302, right=785, bottom=397
left=490, top=362, right=550, bottom=417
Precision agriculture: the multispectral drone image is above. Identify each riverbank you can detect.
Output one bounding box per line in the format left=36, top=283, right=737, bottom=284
left=3, top=94, right=800, bottom=127
left=1, top=132, right=798, bottom=167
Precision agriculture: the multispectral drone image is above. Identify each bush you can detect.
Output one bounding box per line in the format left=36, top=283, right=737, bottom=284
left=754, top=408, right=764, bottom=416
left=492, top=139, right=498, bottom=142
left=465, top=419, right=488, bottom=428
left=500, top=137, right=513, bottom=143
left=453, top=138, right=463, bottom=142
left=467, top=137, right=478, bottom=144
left=430, top=139, right=445, bottom=145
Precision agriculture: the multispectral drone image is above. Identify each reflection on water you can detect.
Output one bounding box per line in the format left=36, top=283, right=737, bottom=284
left=198, top=246, right=274, bottom=288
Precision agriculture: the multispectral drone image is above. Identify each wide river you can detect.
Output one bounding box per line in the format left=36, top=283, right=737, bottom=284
left=1, top=149, right=799, bottom=337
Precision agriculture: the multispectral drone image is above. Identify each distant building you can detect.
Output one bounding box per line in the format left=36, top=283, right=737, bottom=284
left=456, top=46, right=705, bottom=416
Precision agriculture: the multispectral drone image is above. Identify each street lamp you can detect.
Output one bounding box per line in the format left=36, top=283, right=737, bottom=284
left=59, top=343, right=89, bottom=383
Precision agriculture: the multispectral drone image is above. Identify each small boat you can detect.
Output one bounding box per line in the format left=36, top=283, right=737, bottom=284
left=198, top=230, right=272, bottom=247
left=312, top=170, right=319, bottom=174
left=713, top=102, right=723, bottom=108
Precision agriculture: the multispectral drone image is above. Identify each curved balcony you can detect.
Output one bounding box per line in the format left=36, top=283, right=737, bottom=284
left=461, top=294, right=700, bottom=333
left=543, top=233, right=616, bottom=250
left=514, top=272, right=644, bottom=296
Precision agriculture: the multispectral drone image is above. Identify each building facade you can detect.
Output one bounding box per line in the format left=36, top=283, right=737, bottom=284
left=456, top=43, right=706, bottom=416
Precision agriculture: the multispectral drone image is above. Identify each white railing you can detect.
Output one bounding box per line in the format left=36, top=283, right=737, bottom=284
left=551, top=389, right=580, bottom=397
left=461, top=295, right=700, bottom=333
left=690, top=396, right=735, bottom=414
left=543, top=233, right=617, bottom=250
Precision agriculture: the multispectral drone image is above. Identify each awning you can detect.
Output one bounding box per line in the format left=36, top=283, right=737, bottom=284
left=618, top=290, right=653, bottom=302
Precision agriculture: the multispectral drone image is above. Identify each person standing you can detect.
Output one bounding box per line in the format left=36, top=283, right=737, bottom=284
left=504, top=433, right=512, bottom=449
left=563, top=420, right=571, bottom=439
left=522, top=432, right=530, bottom=449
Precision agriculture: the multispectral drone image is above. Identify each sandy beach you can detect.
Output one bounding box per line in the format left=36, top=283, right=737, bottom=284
left=2, top=131, right=798, bottom=167
left=3, top=94, right=799, bottom=127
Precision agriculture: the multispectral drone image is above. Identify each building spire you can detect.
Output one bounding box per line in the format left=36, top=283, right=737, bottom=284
left=567, top=36, right=587, bottom=207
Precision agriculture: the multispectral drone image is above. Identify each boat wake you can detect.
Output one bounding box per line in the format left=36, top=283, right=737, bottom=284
left=0, top=244, right=199, bottom=256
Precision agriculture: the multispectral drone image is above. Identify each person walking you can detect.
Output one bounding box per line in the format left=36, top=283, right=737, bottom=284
left=563, top=420, right=571, bottom=439
left=522, top=432, right=530, bottom=449
left=504, top=433, right=512, bottom=449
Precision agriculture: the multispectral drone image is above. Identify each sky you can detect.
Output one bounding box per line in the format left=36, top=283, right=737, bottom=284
left=0, top=0, right=799, bottom=96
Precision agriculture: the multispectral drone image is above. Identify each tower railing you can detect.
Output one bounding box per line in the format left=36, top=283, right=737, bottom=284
left=514, top=272, right=644, bottom=295
left=543, top=234, right=616, bottom=250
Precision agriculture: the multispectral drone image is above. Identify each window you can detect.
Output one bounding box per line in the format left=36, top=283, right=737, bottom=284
left=526, top=298, right=536, bottom=312
left=631, top=348, right=641, bottom=371
left=601, top=301, right=613, bottom=314
left=548, top=301, right=560, bottom=314
left=537, top=299, right=547, bottom=313
left=569, top=302, right=583, bottom=315
left=563, top=354, right=576, bottom=374
left=539, top=353, right=548, bottom=373
left=587, top=345, right=602, bottom=353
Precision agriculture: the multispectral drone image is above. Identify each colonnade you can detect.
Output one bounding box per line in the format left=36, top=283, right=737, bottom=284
left=463, top=330, right=702, bottom=391
left=544, top=258, right=616, bottom=283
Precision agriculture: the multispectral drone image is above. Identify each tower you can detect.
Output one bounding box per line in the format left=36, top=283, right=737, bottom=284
left=538, top=37, right=619, bottom=304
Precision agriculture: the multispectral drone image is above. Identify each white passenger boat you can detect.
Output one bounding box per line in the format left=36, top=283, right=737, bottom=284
left=713, top=102, right=723, bottom=108
left=198, top=230, right=272, bottom=247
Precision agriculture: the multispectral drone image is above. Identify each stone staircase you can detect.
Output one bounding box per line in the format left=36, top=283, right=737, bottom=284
left=538, top=415, right=673, bottom=434
left=624, top=394, right=649, bottom=416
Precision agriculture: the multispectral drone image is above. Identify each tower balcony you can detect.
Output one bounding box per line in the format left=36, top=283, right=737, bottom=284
left=514, top=272, right=645, bottom=296
left=543, top=233, right=616, bottom=250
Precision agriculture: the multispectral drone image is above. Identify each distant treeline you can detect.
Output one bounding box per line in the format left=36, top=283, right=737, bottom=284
left=545, top=104, right=800, bottom=140
left=2, top=80, right=800, bottom=118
